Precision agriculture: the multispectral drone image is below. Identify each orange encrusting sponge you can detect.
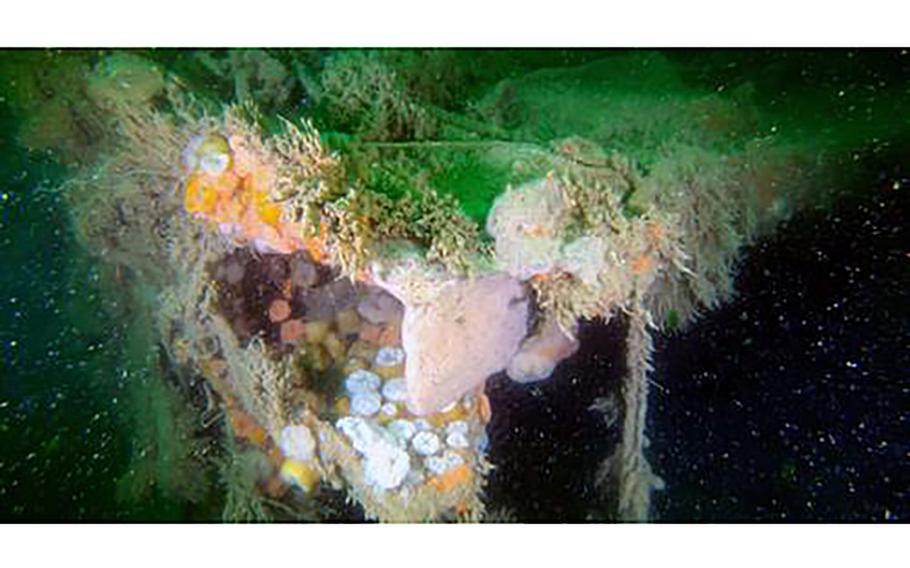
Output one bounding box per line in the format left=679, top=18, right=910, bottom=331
left=182, top=135, right=309, bottom=255
left=427, top=463, right=473, bottom=493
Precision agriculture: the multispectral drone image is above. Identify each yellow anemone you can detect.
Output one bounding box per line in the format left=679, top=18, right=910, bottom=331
left=183, top=174, right=217, bottom=217
left=280, top=459, right=321, bottom=492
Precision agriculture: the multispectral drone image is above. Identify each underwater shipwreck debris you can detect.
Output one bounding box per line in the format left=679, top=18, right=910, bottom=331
left=49, top=50, right=869, bottom=522
left=172, top=144, right=494, bottom=519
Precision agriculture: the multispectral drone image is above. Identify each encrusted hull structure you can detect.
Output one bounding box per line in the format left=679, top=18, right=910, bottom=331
left=28, top=50, right=865, bottom=521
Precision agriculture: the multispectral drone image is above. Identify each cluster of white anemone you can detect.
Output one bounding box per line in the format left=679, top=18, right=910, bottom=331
left=335, top=346, right=474, bottom=491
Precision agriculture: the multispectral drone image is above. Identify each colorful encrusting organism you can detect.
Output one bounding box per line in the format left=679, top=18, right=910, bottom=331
left=182, top=132, right=305, bottom=254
